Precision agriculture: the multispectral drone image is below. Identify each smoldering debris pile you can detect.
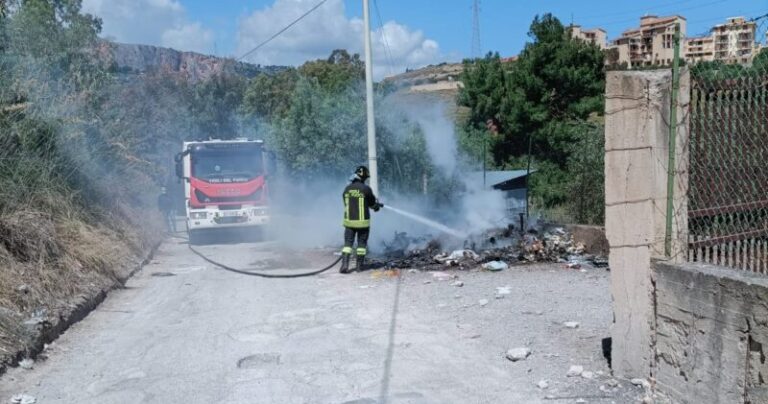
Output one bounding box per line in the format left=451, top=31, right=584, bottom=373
left=373, top=225, right=608, bottom=271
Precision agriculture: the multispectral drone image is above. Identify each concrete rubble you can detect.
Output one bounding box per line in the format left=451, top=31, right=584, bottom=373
left=505, top=347, right=531, bottom=362
left=482, top=260, right=508, bottom=271
left=10, top=394, right=35, bottom=404
left=566, top=365, right=584, bottom=377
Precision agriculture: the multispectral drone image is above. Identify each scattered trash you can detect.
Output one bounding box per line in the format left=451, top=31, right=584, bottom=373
left=631, top=378, right=651, bottom=388
left=563, top=321, right=580, bottom=329
left=591, top=256, right=609, bottom=268
left=482, top=260, right=508, bottom=271
left=496, top=286, right=512, bottom=295
left=18, top=358, right=33, bottom=370
left=606, top=379, right=620, bottom=387
left=374, top=225, right=596, bottom=271
left=566, top=365, right=584, bottom=377
left=575, top=399, right=587, bottom=404
left=505, top=347, right=531, bottom=362
left=10, top=394, right=36, bottom=404
left=564, top=261, right=581, bottom=270
left=478, top=299, right=489, bottom=307
left=432, top=272, right=454, bottom=281
left=434, top=249, right=480, bottom=266
left=537, top=380, right=549, bottom=389
left=450, top=280, right=464, bottom=287
left=581, top=371, right=594, bottom=379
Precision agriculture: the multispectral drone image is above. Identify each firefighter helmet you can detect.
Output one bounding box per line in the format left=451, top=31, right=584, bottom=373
left=354, top=165, right=370, bottom=182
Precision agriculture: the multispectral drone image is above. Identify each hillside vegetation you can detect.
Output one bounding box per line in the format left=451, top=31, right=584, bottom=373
left=0, top=0, right=258, bottom=368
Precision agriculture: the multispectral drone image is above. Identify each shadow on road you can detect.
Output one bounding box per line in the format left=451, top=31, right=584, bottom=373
left=378, top=269, right=404, bottom=404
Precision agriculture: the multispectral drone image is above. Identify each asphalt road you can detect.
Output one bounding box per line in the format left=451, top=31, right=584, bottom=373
left=0, top=237, right=646, bottom=403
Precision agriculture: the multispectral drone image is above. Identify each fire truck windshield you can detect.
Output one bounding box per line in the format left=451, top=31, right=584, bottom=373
left=191, top=149, right=263, bottom=183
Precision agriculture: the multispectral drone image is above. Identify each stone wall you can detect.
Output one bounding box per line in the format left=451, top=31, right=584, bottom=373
left=654, top=260, right=768, bottom=404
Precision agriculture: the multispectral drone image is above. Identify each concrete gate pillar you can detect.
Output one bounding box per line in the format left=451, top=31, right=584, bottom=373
left=604, top=69, right=689, bottom=379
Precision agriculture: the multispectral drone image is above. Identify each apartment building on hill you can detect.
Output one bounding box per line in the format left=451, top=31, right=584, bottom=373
left=568, top=25, right=608, bottom=49
left=685, top=35, right=715, bottom=63
left=610, top=15, right=687, bottom=68
left=712, top=17, right=758, bottom=64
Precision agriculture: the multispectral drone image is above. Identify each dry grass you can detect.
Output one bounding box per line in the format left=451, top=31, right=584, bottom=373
left=0, top=202, right=163, bottom=369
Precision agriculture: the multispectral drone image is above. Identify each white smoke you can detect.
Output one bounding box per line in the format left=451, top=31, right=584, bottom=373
left=403, top=103, right=458, bottom=175
left=399, top=100, right=509, bottom=236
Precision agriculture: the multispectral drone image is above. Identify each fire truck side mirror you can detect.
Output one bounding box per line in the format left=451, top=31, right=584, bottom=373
left=174, top=153, right=184, bottom=181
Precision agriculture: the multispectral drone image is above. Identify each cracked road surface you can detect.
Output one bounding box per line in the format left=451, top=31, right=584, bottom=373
left=1, top=237, right=642, bottom=403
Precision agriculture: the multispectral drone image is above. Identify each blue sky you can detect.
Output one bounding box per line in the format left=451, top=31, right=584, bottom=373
left=83, top=0, right=766, bottom=78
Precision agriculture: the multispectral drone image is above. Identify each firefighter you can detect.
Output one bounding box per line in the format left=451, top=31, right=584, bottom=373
left=157, top=187, right=176, bottom=233
left=340, top=166, right=383, bottom=274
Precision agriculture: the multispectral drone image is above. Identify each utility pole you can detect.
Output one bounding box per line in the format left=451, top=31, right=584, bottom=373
left=363, top=0, right=379, bottom=195
left=471, top=0, right=482, bottom=58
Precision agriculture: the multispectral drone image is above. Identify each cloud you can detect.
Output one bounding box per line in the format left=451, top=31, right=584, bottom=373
left=82, top=0, right=214, bottom=54
left=236, top=0, right=443, bottom=79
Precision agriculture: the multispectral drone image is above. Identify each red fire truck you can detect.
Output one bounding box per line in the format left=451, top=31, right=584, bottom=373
left=175, top=139, right=274, bottom=243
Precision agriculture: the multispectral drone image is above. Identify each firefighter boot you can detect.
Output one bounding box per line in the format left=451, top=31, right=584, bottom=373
left=339, top=254, right=351, bottom=274
left=355, top=255, right=366, bottom=272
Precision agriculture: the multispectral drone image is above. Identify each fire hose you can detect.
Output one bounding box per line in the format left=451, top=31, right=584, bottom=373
left=182, top=238, right=342, bottom=278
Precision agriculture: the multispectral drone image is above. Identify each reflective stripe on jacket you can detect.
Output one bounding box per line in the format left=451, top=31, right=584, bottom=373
left=343, top=179, right=377, bottom=228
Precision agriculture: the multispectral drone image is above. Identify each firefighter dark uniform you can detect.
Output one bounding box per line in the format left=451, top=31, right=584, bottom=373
left=340, top=166, right=382, bottom=273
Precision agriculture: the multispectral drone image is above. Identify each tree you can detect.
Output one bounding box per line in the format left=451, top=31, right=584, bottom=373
left=502, top=14, right=604, bottom=207
left=457, top=52, right=507, bottom=128
left=241, top=68, right=299, bottom=120
left=188, top=72, right=246, bottom=139
left=752, top=48, right=768, bottom=73
left=298, top=49, right=364, bottom=93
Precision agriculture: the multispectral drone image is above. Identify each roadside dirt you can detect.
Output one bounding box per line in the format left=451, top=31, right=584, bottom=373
left=1, top=239, right=652, bottom=403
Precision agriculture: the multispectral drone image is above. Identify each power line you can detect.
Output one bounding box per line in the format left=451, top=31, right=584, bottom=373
left=577, top=0, right=697, bottom=21
left=579, top=0, right=728, bottom=27
left=236, top=0, right=329, bottom=61
left=373, top=0, right=396, bottom=77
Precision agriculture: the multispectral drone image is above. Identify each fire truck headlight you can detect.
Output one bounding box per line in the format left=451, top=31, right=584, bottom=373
left=190, top=212, right=207, bottom=219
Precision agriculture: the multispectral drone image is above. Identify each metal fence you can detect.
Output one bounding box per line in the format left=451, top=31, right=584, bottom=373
left=686, top=19, right=768, bottom=272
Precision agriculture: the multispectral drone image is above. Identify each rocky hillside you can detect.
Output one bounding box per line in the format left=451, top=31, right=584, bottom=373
left=100, top=42, right=286, bottom=82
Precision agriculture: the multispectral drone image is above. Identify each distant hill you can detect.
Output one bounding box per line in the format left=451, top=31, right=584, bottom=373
left=383, top=62, right=467, bottom=122
left=97, top=42, right=287, bottom=82
left=384, top=62, right=463, bottom=91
